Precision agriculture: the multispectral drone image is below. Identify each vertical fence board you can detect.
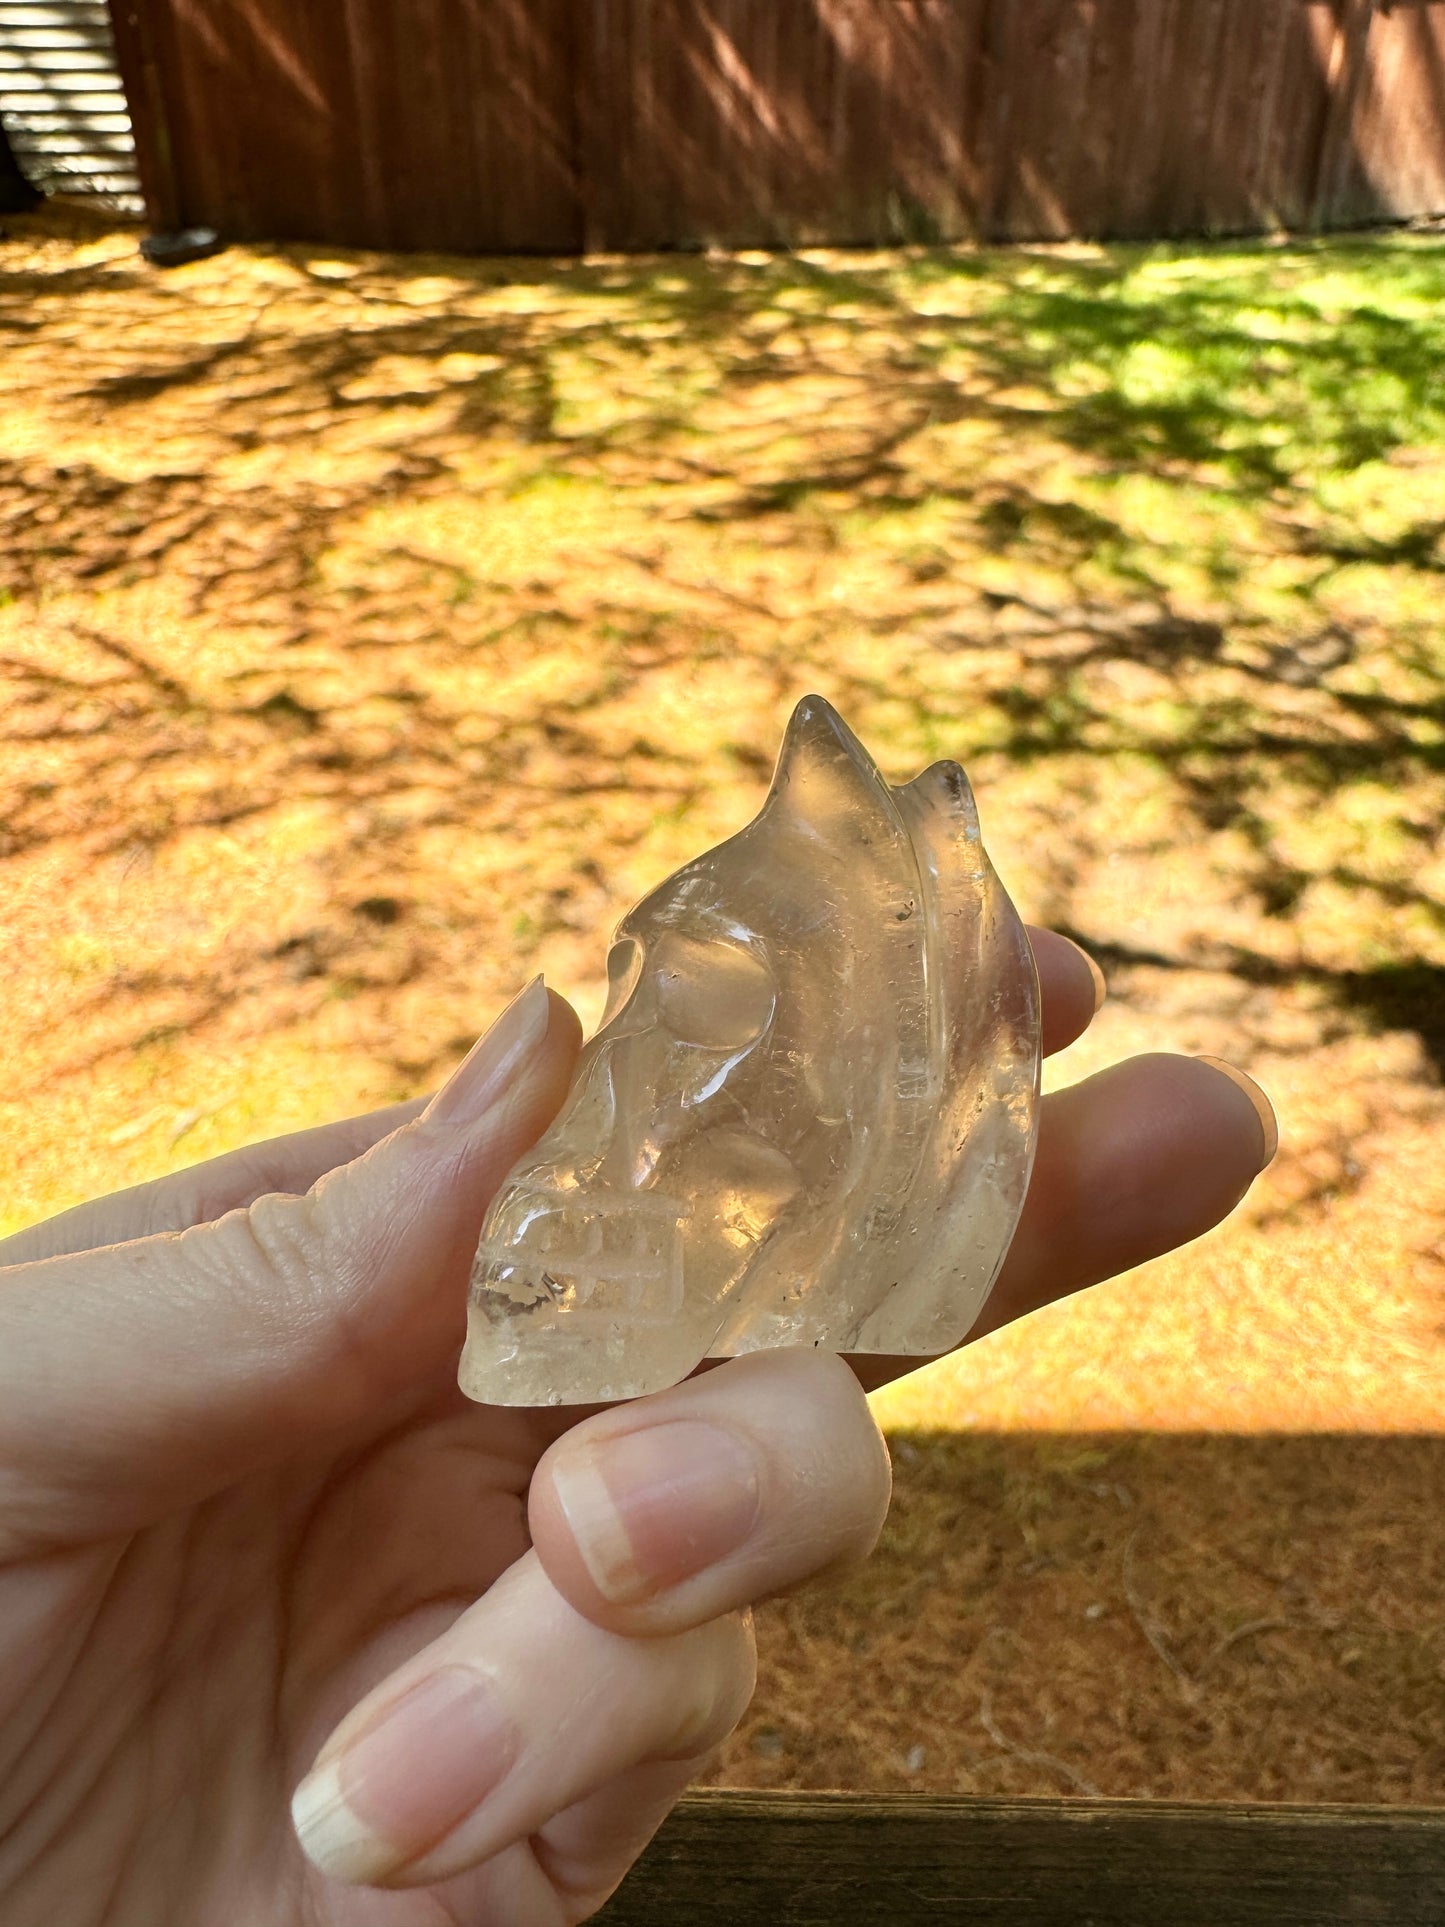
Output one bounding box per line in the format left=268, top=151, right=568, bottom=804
left=1328, top=0, right=1445, bottom=223
left=107, top=0, right=176, bottom=223
left=1312, top=0, right=1378, bottom=226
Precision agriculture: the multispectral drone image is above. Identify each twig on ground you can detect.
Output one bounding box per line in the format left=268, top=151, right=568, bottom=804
left=1121, top=1523, right=1200, bottom=1703
left=978, top=1689, right=1104, bottom=1799
left=1196, top=1616, right=1309, bottom=1676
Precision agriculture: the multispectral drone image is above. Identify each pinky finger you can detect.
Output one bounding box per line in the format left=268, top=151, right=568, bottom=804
left=291, top=1550, right=754, bottom=1900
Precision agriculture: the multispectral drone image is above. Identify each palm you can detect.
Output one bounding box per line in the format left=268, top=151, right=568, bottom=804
left=5, top=1385, right=578, bottom=1925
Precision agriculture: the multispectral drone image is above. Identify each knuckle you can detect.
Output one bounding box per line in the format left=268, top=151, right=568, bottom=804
left=220, top=1186, right=333, bottom=1335
left=244, top=1185, right=323, bottom=1282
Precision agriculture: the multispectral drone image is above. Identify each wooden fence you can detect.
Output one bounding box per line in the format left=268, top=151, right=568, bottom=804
left=107, top=0, right=1445, bottom=253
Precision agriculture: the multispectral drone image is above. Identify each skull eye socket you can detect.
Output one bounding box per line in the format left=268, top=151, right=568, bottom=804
left=654, top=932, right=775, bottom=1050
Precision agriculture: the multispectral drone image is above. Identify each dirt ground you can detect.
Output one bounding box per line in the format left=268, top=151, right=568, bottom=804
left=2, top=202, right=1442, bottom=1805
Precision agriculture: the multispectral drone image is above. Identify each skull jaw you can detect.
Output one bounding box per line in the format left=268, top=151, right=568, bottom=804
left=459, top=1303, right=717, bottom=1405
left=460, top=1182, right=725, bottom=1404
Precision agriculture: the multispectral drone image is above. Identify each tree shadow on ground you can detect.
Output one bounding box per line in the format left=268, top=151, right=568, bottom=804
left=1, top=211, right=1442, bottom=1092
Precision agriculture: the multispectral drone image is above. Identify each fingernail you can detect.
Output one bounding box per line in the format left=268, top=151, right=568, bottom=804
left=1063, top=936, right=1107, bottom=1013
left=424, top=977, right=549, bottom=1129
left=552, top=1421, right=762, bottom=1605
left=1196, top=1056, right=1279, bottom=1169
left=292, top=1667, right=516, bottom=1886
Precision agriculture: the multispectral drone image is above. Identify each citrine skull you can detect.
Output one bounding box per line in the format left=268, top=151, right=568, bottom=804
left=460, top=696, right=1040, bottom=1405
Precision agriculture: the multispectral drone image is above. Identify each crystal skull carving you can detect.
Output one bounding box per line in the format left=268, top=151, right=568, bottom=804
left=459, top=695, right=1040, bottom=1406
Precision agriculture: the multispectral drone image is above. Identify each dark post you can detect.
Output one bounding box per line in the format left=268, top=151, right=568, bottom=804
left=0, top=111, right=42, bottom=213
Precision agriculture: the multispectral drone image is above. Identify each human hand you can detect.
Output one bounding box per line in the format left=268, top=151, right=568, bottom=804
left=0, top=936, right=1274, bottom=1923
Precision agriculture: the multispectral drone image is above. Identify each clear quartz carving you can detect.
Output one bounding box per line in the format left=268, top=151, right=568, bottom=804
left=459, top=695, right=1040, bottom=1407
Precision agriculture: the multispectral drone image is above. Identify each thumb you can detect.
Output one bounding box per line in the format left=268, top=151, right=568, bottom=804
left=0, top=980, right=579, bottom=1552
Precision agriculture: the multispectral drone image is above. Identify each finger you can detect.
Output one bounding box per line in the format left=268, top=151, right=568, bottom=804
left=291, top=1548, right=755, bottom=1894
left=1028, top=924, right=1106, bottom=1057
left=0, top=983, right=581, bottom=1549
left=850, top=1052, right=1277, bottom=1390
left=522, top=1755, right=721, bottom=1922
left=973, top=1051, right=1276, bottom=1340
left=528, top=1348, right=891, bottom=1639
left=413, top=1757, right=724, bottom=1926
left=0, top=1098, right=429, bottom=1269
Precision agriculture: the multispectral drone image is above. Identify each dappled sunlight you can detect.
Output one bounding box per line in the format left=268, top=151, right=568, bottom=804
left=3, top=200, right=1443, bottom=1804
left=2, top=206, right=1443, bottom=1440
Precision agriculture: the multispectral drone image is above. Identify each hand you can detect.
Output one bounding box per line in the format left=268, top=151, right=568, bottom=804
left=0, top=936, right=1274, bottom=1923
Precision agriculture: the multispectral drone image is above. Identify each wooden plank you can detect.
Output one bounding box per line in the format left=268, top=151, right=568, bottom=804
left=472, top=0, right=584, bottom=253
left=105, top=0, right=176, bottom=225
left=1310, top=0, right=1378, bottom=228
left=842, top=0, right=978, bottom=245
left=595, top=1790, right=1445, bottom=1926
left=1240, top=0, right=1334, bottom=231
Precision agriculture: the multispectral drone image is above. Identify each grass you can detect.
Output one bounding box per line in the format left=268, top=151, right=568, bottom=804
left=714, top=1431, right=1445, bottom=1804
left=1, top=201, right=1442, bottom=1802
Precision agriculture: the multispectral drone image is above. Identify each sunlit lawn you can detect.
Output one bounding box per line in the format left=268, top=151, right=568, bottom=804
left=2, top=202, right=1442, bottom=1801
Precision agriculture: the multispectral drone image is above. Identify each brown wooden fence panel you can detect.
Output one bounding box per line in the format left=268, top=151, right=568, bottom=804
left=108, top=0, right=1445, bottom=252
left=580, top=0, right=991, bottom=248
